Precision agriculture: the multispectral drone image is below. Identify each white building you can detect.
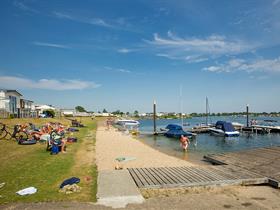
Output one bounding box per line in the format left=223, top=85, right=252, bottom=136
left=93, top=112, right=111, bottom=117
left=35, top=104, right=56, bottom=114
left=20, top=99, right=36, bottom=118
left=60, top=108, right=75, bottom=116
left=0, top=89, right=22, bottom=117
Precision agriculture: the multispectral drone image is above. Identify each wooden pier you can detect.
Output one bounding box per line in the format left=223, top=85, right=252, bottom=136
left=241, top=125, right=280, bottom=134
left=128, top=166, right=267, bottom=189
left=189, top=126, right=211, bottom=134
left=204, top=146, right=280, bottom=187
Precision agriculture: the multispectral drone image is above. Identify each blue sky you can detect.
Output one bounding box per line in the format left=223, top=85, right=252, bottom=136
left=0, top=0, right=280, bottom=113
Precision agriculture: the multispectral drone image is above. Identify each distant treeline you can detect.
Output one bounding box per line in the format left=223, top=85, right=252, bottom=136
left=189, top=112, right=280, bottom=117
left=139, top=112, right=280, bottom=120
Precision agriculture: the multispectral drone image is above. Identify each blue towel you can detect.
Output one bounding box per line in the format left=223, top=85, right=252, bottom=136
left=60, top=177, right=80, bottom=189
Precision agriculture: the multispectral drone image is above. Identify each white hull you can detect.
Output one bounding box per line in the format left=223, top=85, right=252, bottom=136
left=209, top=128, right=240, bottom=137
left=115, top=119, right=140, bottom=126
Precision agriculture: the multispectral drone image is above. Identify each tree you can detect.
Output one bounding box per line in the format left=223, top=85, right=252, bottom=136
left=103, top=109, right=108, bottom=113
left=112, top=110, right=120, bottom=115
left=134, top=110, right=139, bottom=117
left=75, top=106, right=86, bottom=112
left=43, top=109, right=55, bottom=118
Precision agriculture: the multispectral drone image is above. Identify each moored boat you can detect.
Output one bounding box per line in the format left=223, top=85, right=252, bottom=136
left=164, top=124, right=193, bottom=138
left=115, top=119, right=140, bottom=126
left=209, top=121, right=240, bottom=137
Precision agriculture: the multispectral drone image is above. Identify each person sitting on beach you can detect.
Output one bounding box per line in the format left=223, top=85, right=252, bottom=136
left=53, top=135, right=67, bottom=153
left=180, top=135, right=189, bottom=150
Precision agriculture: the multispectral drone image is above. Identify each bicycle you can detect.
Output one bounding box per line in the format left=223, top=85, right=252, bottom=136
left=0, top=123, right=28, bottom=141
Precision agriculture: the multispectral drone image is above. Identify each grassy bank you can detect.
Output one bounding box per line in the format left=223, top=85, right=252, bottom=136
left=0, top=117, right=97, bottom=204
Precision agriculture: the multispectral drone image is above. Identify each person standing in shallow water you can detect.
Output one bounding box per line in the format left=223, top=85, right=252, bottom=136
left=106, top=118, right=111, bottom=130
left=180, top=135, right=189, bottom=151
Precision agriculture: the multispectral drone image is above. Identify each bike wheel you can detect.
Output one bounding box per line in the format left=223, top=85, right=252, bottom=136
left=14, top=131, right=28, bottom=142
left=0, top=123, right=5, bottom=130
left=0, top=130, right=7, bottom=140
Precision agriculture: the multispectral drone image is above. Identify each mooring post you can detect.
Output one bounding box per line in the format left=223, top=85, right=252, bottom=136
left=246, top=104, right=249, bottom=127
left=153, top=100, right=157, bottom=135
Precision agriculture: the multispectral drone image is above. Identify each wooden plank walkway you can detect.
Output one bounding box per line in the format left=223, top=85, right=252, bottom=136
left=127, top=166, right=267, bottom=189
left=204, top=146, right=280, bottom=187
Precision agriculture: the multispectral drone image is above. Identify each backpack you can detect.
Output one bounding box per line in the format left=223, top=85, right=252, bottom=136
left=51, top=144, right=59, bottom=155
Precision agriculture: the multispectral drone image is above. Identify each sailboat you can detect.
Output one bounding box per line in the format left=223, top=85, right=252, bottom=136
left=205, top=96, right=213, bottom=126
left=191, top=97, right=213, bottom=132
left=179, top=86, right=191, bottom=127
left=164, top=85, right=194, bottom=138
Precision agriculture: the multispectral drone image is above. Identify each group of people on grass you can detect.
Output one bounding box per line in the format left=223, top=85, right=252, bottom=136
left=19, top=122, right=68, bottom=153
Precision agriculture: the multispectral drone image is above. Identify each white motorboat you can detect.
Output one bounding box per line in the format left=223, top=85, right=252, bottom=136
left=209, top=121, right=240, bottom=137
left=115, top=119, right=140, bottom=126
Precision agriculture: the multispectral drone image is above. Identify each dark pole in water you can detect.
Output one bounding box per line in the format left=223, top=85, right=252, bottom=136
left=246, top=104, right=249, bottom=127
left=206, top=96, right=208, bottom=125
left=153, top=100, right=157, bottom=135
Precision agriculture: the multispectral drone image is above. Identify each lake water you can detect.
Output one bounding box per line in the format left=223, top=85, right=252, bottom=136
left=137, top=116, right=280, bottom=164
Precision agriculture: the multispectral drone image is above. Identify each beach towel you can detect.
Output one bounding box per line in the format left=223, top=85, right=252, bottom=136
left=60, top=177, right=80, bottom=189
left=18, top=139, right=37, bottom=145
left=16, top=187, right=37, bottom=195
left=40, top=134, right=50, bottom=141
left=115, top=156, right=136, bottom=162
left=67, top=137, right=78, bottom=143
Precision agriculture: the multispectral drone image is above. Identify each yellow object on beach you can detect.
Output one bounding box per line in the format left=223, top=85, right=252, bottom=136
left=131, top=130, right=139, bottom=135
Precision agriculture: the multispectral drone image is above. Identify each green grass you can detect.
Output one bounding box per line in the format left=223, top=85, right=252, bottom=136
left=0, top=117, right=97, bottom=204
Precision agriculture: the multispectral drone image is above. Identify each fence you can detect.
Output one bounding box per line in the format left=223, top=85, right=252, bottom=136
left=0, top=109, right=38, bottom=119
left=0, top=109, right=9, bottom=119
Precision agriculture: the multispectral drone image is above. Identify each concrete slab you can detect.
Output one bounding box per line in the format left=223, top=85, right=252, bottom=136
left=97, top=170, right=145, bottom=208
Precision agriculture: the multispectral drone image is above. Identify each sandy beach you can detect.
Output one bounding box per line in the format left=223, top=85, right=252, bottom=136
left=93, top=122, right=280, bottom=210
left=96, top=123, right=194, bottom=171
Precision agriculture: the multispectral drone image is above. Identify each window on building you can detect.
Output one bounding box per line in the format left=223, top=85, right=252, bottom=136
left=9, top=96, right=17, bottom=114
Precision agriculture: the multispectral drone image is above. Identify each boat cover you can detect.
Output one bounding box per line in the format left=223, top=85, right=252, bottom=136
left=165, top=124, right=183, bottom=130
left=164, top=124, right=192, bottom=138
left=215, top=121, right=235, bottom=132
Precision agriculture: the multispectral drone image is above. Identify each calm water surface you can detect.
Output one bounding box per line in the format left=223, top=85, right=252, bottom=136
left=138, top=116, right=280, bottom=164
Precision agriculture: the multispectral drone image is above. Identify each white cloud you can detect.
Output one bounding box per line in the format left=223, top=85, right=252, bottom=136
left=53, top=12, right=74, bottom=20
left=185, top=55, right=208, bottom=63
left=13, top=1, right=39, bottom=13
left=104, top=66, right=131, bottom=73
left=53, top=11, right=113, bottom=28
left=146, top=31, right=257, bottom=62
left=203, top=66, right=223, bottom=73
left=203, top=57, right=280, bottom=73
left=89, top=18, right=112, bottom=27
left=117, top=48, right=135, bottom=53
left=0, top=76, right=100, bottom=90
left=273, top=0, right=280, bottom=5
left=116, top=69, right=131, bottom=73
left=156, top=53, right=179, bottom=60
left=33, top=41, right=71, bottom=49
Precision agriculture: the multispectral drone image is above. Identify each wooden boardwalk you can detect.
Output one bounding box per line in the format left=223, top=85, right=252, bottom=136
left=127, top=166, right=267, bottom=189
left=204, top=146, right=280, bottom=187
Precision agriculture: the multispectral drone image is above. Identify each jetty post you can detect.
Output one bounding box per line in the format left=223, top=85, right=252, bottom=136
left=206, top=96, right=208, bottom=125
left=246, top=104, right=249, bottom=127
left=153, top=100, right=157, bottom=135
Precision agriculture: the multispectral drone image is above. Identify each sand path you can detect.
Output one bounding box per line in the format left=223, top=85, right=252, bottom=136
left=96, top=124, right=194, bottom=171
